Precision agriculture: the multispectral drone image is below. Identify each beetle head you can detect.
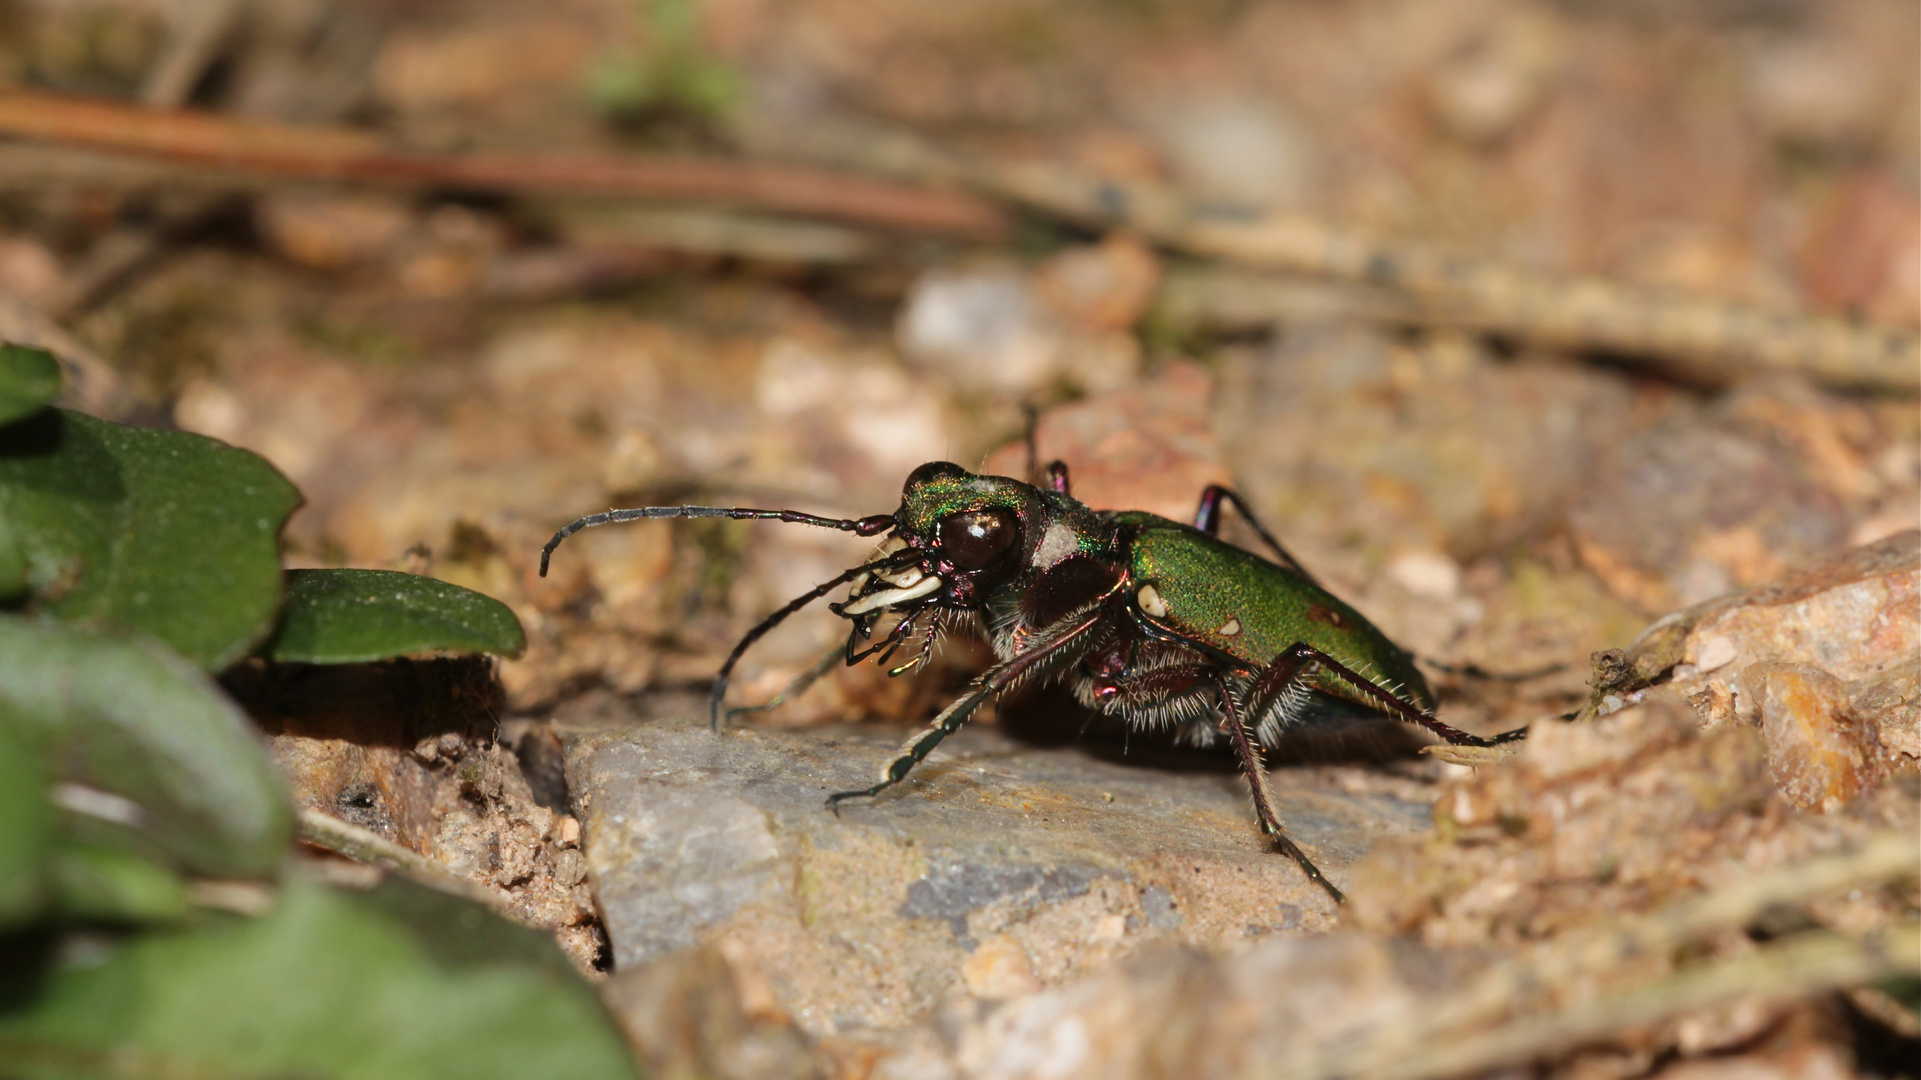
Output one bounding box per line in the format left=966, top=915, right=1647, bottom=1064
left=836, top=461, right=1050, bottom=619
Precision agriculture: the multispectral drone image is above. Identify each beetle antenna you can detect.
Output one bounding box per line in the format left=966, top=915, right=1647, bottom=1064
left=540, top=506, right=895, bottom=577
left=709, top=556, right=914, bottom=731
left=1021, top=403, right=1041, bottom=482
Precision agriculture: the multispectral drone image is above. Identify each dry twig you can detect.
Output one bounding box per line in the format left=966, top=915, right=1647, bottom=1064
left=767, top=122, right=1920, bottom=391
left=1291, top=927, right=1919, bottom=1080
left=1267, top=829, right=1921, bottom=1080
left=295, top=807, right=522, bottom=922
left=0, top=90, right=1010, bottom=241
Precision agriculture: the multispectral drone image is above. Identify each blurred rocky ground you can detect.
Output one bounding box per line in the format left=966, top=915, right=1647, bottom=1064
left=0, top=0, right=1915, bottom=1076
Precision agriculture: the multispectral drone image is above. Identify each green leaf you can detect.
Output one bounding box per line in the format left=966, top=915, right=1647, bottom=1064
left=48, top=841, right=189, bottom=924
left=0, top=721, right=53, bottom=926
left=0, top=877, right=642, bottom=1080
left=0, top=344, right=61, bottom=427
left=0, top=507, right=25, bottom=601
left=0, top=410, right=301, bottom=669
left=0, top=616, right=292, bottom=879
left=267, top=569, right=527, bottom=664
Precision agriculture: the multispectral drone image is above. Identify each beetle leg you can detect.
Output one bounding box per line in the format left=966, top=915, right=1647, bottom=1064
left=827, top=600, right=1114, bottom=810
left=1215, top=677, right=1346, bottom=905
left=1018, top=405, right=1072, bottom=492
left=1246, top=643, right=1528, bottom=747
left=1191, top=485, right=1321, bottom=586
left=726, top=642, right=843, bottom=721
left=1022, top=403, right=1041, bottom=478
left=1420, top=656, right=1566, bottom=682
left=709, top=562, right=881, bottom=731
left=1044, top=460, right=1071, bottom=494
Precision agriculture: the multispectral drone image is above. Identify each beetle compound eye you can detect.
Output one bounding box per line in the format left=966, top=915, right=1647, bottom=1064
left=938, top=509, right=1017, bottom=570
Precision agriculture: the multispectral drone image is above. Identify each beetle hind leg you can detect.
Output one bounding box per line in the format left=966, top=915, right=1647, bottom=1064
left=1246, top=643, right=1528, bottom=747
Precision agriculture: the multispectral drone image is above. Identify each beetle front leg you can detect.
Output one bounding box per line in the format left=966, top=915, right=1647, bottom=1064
left=1214, top=677, right=1346, bottom=905
left=827, top=601, right=1113, bottom=810
left=825, top=681, right=994, bottom=810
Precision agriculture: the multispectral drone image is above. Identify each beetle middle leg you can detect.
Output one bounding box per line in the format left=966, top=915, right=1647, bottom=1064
left=1074, top=632, right=1222, bottom=737
left=1191, top=484, right=1320, bottom=585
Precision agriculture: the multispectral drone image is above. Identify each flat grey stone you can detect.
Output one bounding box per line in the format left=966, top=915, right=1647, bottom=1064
left=561, top=692, right=1437, bottom=1032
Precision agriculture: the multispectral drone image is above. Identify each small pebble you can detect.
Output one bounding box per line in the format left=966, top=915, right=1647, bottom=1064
left=1387, top=549, right=1462, bottom=601
left=1738, top=661, right=1886, bottom=812
left=554, top=848, right=589, bottom=887
left=961, top=934, right=1042, bottom=1001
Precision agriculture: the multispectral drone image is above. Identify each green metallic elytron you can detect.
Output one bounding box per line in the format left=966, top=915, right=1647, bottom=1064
left=540, top=459, right=1524, bottom=902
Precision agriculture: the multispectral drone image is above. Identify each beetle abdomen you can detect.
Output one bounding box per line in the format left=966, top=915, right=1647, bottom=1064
left=1121, top=518, right=1435, bottom=712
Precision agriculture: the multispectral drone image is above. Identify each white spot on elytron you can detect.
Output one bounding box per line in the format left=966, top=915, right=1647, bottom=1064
left=838, top=574, right=943, bottom=615
left=1136, top=583, right=1169, bottom=618
left=1030, top=521, right=1077, bottom=569
left=969, top=478, right=997, bottom=492
left=1218, top=617, right=1242, bottom=637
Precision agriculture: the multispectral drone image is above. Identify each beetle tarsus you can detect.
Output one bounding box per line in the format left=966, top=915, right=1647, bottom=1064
left=1420, top=657, right=1567, bottom=682
left=1252, top=641, right=1526, bottom=749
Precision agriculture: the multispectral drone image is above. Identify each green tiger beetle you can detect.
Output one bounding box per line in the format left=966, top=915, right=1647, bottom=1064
left=540, top=459, right=1527, bottom=903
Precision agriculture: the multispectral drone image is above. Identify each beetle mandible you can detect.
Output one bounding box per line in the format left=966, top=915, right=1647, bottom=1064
left=539, top=458, right=1525, bottom=903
